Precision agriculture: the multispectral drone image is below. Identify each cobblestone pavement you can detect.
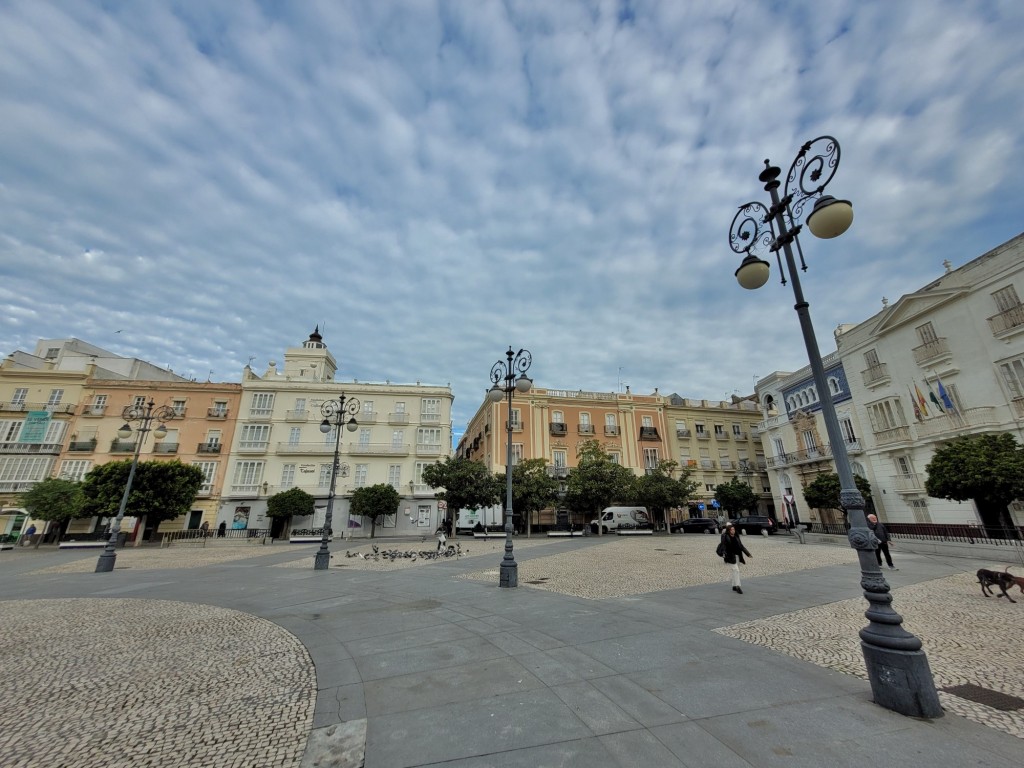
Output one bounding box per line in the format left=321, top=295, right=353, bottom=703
left=0, top=599, right=314, bottom=768
left=458, top=534, right=860, bottom=598
left=29, top=545, right=280, bottom=574
left=714, top=571, right=1024, bottom=741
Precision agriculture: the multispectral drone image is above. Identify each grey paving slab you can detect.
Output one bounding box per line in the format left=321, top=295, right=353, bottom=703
left=597, top=727, right=690, bottom=767
left=550, top=680, right=644, bottom=735
left=437, top=736, right=618, bottom=767
left=588, top=675, right=689, bottom=728
left=353, top=632, right=508, bottom=681
left=649, top=721, right=755, bottom=768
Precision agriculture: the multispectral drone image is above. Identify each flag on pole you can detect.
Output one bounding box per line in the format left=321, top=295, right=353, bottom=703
left=914, top=383, right=930, bottom=417
left=907, top=387, right=922, bottom=421
left=936, top=376, right=956, bottom=412
left=927, top=381, right=945, bottom=413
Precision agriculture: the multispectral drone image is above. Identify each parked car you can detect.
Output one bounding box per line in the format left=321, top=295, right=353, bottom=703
left=730, top=515, right=777, bottom=535
left=671, top=517, right=719, bottom=534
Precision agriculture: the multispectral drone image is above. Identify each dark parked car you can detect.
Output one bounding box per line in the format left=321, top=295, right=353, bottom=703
left=730, top=516, right=777, bottom=535
left=671, top=517, right=719, bottom=534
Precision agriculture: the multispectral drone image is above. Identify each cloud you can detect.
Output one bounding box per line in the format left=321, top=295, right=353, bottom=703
left=1, top=0, right=1022, bottom=433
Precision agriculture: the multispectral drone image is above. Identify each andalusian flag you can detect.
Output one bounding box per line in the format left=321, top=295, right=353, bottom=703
left=914, top=383, right=930, bottom=417
left=927, top=381, right=945, bottom=413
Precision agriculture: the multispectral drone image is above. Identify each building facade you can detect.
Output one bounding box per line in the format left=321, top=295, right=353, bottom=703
left=217, top=329, right=454, bottom=537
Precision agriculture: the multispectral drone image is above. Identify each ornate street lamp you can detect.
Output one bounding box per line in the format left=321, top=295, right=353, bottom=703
left=487, top=347, right=533, bottom=588
left=95, top=399, right=177, bottom=573
left=314, top=394, right=359, bottom=570
left=729, top=136, right=941, bottom=718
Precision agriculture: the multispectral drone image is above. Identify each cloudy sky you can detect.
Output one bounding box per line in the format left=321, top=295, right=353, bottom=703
left=2, top=1, right=1022, bottom=440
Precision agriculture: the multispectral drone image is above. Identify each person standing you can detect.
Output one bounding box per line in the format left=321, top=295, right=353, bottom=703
left=436, top=525, right=447, bottom=553
left=21, top=523, right=36, bottom=546
left=867, top=514, right=897, bottom=570
left=719, top=523, right=753, bottom=594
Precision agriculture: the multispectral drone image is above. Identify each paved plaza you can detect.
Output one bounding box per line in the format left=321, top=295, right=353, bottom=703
left=0, top=533, right=1022, bottom=767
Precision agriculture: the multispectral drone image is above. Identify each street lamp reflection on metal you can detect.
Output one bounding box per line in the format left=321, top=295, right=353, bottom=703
left=488, top=346, right=533, bottom=588
left=95, top=399, right=177, bottom=573
left=314, top=394, right=359, bottom=570
left=728, top=136, right=941, bottom=718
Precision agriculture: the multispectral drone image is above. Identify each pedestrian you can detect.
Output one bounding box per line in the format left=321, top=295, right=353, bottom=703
left=217, top=521, right=227, bottom=538
left=718, top=523, right=753, bottom=594
left=21, top=523, right=36, bottom=546
left=443, top=518, right=452, bottom=538
left=199, top=521, right=210, bottom=538
left=436, top=525, right=447, bottom=553
left=867, top=513, right=897, bottom=570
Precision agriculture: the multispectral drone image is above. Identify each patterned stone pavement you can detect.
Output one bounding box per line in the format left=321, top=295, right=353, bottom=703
left=0, top=599, right=314, bottom=768
left=714, top=570, right=1024, bottom=741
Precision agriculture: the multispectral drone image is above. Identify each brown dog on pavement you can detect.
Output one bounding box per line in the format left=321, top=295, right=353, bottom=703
left=977, top=568, right=1017, bottom=603
left=1004, top=567, right=1024, bottom=594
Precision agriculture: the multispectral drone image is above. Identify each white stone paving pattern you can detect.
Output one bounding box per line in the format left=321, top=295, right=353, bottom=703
left=0, top=599, right=315, bottom=768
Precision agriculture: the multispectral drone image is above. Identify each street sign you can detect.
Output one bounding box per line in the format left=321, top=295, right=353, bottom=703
left=697, top=503, right=705, bottom=511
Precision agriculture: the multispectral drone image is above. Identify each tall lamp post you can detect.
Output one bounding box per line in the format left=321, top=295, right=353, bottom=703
left=95, top=399, right=176, bottom=573
left=314, top=394, right=359, bottom=570
left=487, top=347, right=533, bottom=588
left=729, top=136, right=942, bottom=718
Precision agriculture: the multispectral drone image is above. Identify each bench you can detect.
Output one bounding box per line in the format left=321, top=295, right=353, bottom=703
left=617, top=529, right=654, bottom=536
left=58, top=541, right=108, bottom=549
left=547, top=531, right=586, bottom=537
left=289, top=536, right=332, bottom=544
left=472, top=532, right=509, bottom=539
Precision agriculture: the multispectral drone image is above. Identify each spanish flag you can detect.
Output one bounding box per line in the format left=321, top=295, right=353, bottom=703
left=907, top=387, right=922, bottom=421
left=914, top=382, right=930, bottom=417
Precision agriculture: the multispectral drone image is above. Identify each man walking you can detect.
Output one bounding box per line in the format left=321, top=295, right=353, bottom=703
left=867, top=513, right=897, bottom=570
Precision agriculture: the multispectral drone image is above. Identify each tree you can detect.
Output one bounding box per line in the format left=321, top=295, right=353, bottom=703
left=714, top=477, right=759, bottom=517
left=925, top=433, right=1024, bottom=539
left=421, top=457, right=502, bottom=525
left=19, top=478, right=86, bottom=546
left=801, top=471, right=873, bottom=514
left=563, top=440, right=636, bottom=530
left=80, top=460, right=204, bottom=540
left=634, top=460, right=698, bottom=529
left=509, top=458, right=560, bottom=535
left=266, top=487, right=315, bottom=536
left=349, top=483, right=401, bottom=538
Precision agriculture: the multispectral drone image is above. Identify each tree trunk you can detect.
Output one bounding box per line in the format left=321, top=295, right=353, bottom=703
left=977, top=497, right=1017, bottom=540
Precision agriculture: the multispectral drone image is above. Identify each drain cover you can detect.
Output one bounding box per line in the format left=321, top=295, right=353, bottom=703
left=942, top=684, right=1024, bottom=711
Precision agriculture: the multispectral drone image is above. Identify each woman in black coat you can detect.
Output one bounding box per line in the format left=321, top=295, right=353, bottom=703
left=719, top=523, right=753, bottom=594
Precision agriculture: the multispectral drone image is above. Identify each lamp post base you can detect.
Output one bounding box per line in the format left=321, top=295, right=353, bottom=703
left=313, top=550, right=331, bottom=571
left=862, top=643, right=943, bottom=718
left=499, top=560, right=518, bottom=588
left=94, top=550, right=117, bottom=573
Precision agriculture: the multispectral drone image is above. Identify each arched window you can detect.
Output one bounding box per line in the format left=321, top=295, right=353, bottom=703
left=828, top=377, right=842, bottom=395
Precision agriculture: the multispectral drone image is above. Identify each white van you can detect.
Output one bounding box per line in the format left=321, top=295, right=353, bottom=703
left=590, top=506, right=651, bottom=534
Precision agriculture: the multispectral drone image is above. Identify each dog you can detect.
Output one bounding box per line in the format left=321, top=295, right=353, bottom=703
left=1005, top=567, right=1024, bottom=595
left=977, top=568, right=1017, bottom=603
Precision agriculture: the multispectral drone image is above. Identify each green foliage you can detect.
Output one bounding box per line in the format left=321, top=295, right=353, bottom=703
left=421, top=456, right=502, bottom=517
left=925, top=433, right=1024, bottom=533
left=349, top=483, right=401, bottom=538
left=510, top=458, right=560, bottom=532
left=801, top=471, right=872, bottom=512
left=563, top=440, right=637, bottom=522
left=19, top=478, right=85, bottom=522
left=713, top=477, right=759, bottom=515
left=80, top=460, right=204, bottom=536
left=634, top=460, right=698, bottom=525
left=266, top=487, right=316, bottom=519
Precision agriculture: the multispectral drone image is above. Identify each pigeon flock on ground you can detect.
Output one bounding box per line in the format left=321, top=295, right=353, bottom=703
left=340, top=542, right=464, bottom=563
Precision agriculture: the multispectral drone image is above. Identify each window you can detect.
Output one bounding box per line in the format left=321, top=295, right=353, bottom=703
left=293, top=397, right=306, bottom=413
left=391, top=429, right=405, bottom=448
left=895, top=456, right=913, bottom=475
left=705, top=483, right=716, bottom=493
left=211, top=401, right=228, bottom=416
left=46, top=389, right=64, bottom=408
left=323, top=425, right=337, bottom=446
left=354, top=464, right=368, bottom=488
left=232, top=461, right=264, bottom=490
left=44, top=347, right=60, bottom=359
left=192, top=461, right=217, bottom=493
left=250, top=392, right=275, bottom=417
left=828, top=377, right=842, bottom=395
left=388, top=464, right=402, bottom=489
left=59, top=460, right=92, bottom=481
left=289, top=427, right=301, bottom=445
left=731, top=423, right=742, bottom=436
left=511, top=444, right=523, bottom=465
left=643, top=448, right=659, bottom=470
left=239, top=424, right=270, bottom=449
left=206, top=430, right=222, bottom=447
left=909, top=498, right=931, bottom=523
left=676, top=420, right=687, bottom=431
left=510, top=408, right=521, bottom=428
left=319, top=464, right=333, bottom=487
left=417, top=427, right=441, bottom=446
left=915, top=322, right=938, bottom=345
left=0, top=455, right=54, bottom=485
left=421, top=398, right=440, bottom=417
left=171, top=399, right=187, bottom=416
left=608, top=451, right=621, bottom=464
left=605, top=413, right=617, bottom=427
left=394, top=401, right=406, bottom=414
left=714, top=424, right=725, bottom=436
left=695, top=422, right=706, bottom=435
left=642, top=415, right=653, bottom=428
left=11, top=388, right=27, bottom=405
left=133, top=395, right=146, bottom=408
left=699, top=447, right=711, bottom=459
left=280, top=464, right=296, bottom=488
left=580, top=412, right=591, bottom=426
left=998, top=355, right=1024, bottom=399
left=362, top=400, right=374, bottom=417
left=802, top=430, right=818, bottom=453
left=864, top=349, right=881, bottom=368
left=552, top=411, right=564, bottom=424
left=90, top=394, right=107, bottom=413
left=841, top=418, right=856, bottom=443
left=6, top=419, right=26, bottom=441
left=552, top=449, right=567, bottom=468
left=358, top=428, right=371, bottom=446
left=993, top=285, right=1021, bottom=312
left=42, top=421, right=67, bottom=445
left=867, top=398, right=907, bottom=431
left=773, top=438, right=785, bottom=457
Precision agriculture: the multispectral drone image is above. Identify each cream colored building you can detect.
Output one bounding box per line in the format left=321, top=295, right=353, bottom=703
left=218, top=329, right=454, bottom=537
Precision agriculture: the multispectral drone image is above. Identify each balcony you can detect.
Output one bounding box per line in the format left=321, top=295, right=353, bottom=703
left=604, top=425, right=620, bottom=436
left=207, top=407, right=229, bottom=419
left=349, top=442, right=410, bottom=456
left=874, top=425, right=913, bottom=446
left=861, top=363, right=891, bottom=389
left=236, top=441, right=269, bottom=454
left=1013, top=397, right=1024, bottom=419
left=420, top=413, right=441, bottom=425
left=197, top=443, right=222, bottom=454
left=170, top=407, right=188, bottom=418
left=276, top=442, right=332, bottom=455
left=546, top=466, right=570, bottom=479
left=892, top=473, right=926, bottom=493
left=285, top=410, right=309, bottom=422
left=68, top=439, right=98, bottom=452
left=720, top=460, right=733, bottom=470
left=81, top=405, right=106, bottom=417
left=360, top=411, right=378, bottom=424
left=713, top=431, right=727, bottom=440
left=676, top=429, right=690, bottom=439
left=684, top=460, right=698, bottom=469
left=639, top=427, right=660, bottom=441
left=733, top=431, right=747, bottom=441
left=914, top=407, right=999, bottom=439
left=388, top=412, right=410, bottom=425
left=409, top=483, right=433, bottom=495
left=247, top=409, right=272, bottom=422
left=111, top=439, right=137, bottom=453
left=153, top=442, right=179, bottom=454
left=696, top=431, right=710, bottom=440
left=416, top=443, right=443, bottom=457
left=578, top=424, right=595, bottom=435
left=196, top=484, right=216, bottom=497
left=766, top=453, right=791, bottom=468
left=1, top=401, right=75, bottom=414
left=510, top=421, right=523, bottom=432
left=0, top=441, right=62, bottom=454
left=549, top=422, right=568, bottom=436
left=912, top=337, right=952, bottom=367
left=988, top=304, right=1024, bottom=337
left=700, top=459, right=716, bottom=469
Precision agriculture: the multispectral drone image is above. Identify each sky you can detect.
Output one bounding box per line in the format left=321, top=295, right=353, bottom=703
left=2, top=0, right=1022, bottom=445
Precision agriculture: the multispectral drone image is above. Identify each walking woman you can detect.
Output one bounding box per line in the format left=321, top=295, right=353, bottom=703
left=719, top=523, right=753, bottom=594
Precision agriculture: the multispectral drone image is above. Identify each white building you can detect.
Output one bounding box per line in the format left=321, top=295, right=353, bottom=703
left=217, top=328, right=454, bottom=537
left=835, top=232, right=1024, bottom=530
